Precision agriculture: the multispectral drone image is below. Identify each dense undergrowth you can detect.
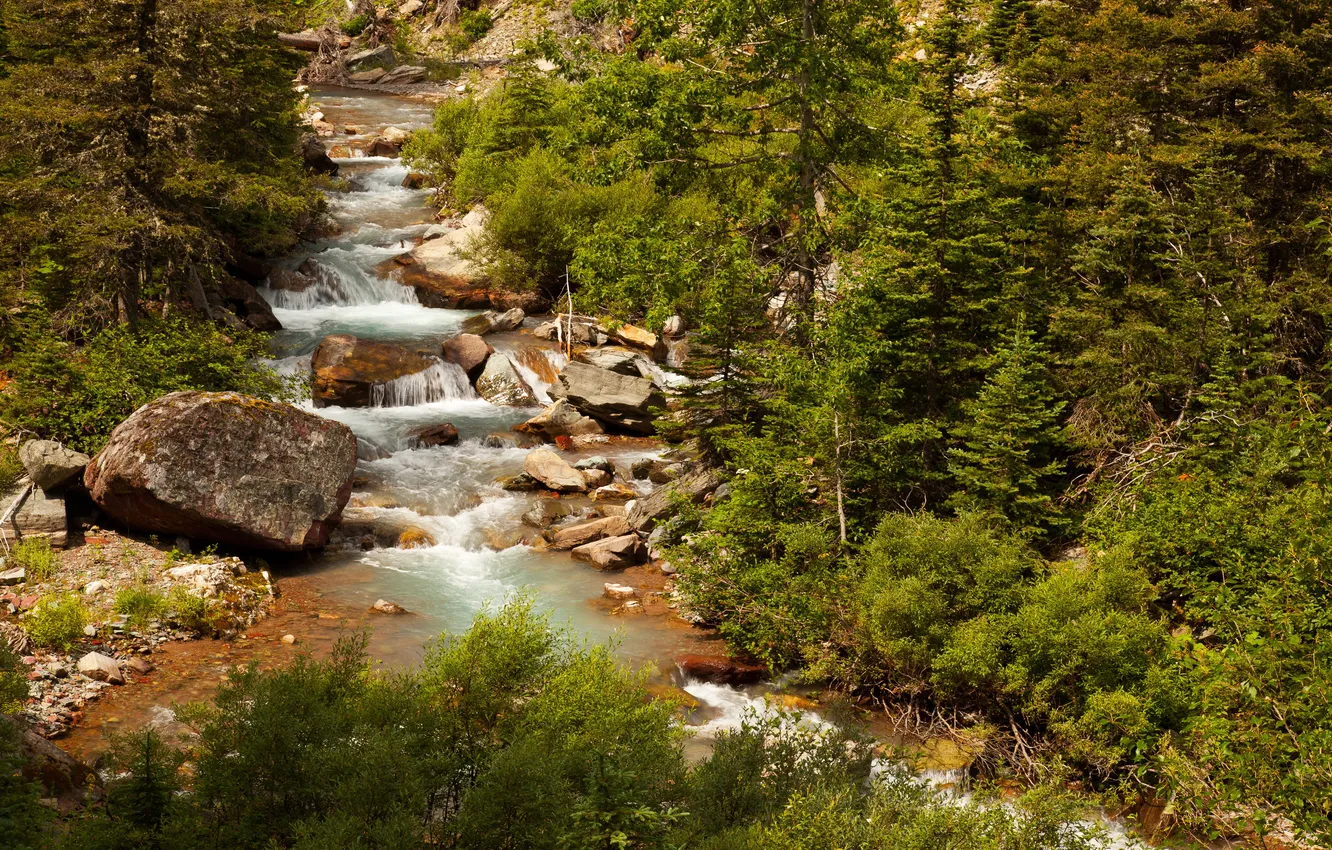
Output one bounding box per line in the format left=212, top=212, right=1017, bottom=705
left=403, top=0, right=1332, bottom=840
left=4, top=599, right=1110, bottom=850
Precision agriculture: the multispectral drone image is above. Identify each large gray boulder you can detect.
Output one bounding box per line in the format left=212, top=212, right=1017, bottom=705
left=85, top=391, right=358, bottom=551
left=549, top=362, right=665, bottom=435
left=19, top=441, right=90, bottom=492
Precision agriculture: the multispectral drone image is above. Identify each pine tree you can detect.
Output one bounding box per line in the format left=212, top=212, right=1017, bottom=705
left=948, top=318, right=1066, bottom=535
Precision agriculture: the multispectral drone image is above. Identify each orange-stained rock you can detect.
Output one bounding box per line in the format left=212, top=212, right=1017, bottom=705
left=310, top=333, right=432, bottom=408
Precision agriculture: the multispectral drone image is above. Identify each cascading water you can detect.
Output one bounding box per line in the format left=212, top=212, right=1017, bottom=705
left=370, top=360, right=476, bottom=407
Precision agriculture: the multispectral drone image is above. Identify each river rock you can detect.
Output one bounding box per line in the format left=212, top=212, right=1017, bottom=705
left=298, top=133, right=337, bottom=175
left=19, top=441, right=90, bottom=493
left=347, top=45, right=395, bottom=71
left=349, top=67, right=387, bottom=84
left=574, top=456, right=614, bottom=474
left=513, top=400, right=603, bottom=440
left=592, top=483, right=638, bottom=501
left=368, top=136, right=403, bottom=157
left=311, top=333, right=433, bottom=408
left=216, top=277, right=282, bottom=332
left=581, top=468, right=612, bottom=488
left=571, top=534, right=646, bottom=570
left=677, top=653, right=767, bottom=684
left=608, top=323, right=664, bottom=358
left=499, top=472, right=541, bottom=491
left=76, top=652, right=123, bottom=685
left=371, top=598, right=408, bottom=614
left=549, top=362, right=665, bottom=434
left=604, top=583, right=636, bottom=600
left=441, top=333, right=494, bottom=381
left=409, top=423, right=459, bottom=447
left=576, top=346, right=642, bottom=376
left=379, top=65, right=426, bottom=85
left=523, top=450, right=587, bottom=493
left=521, top=499, right=573, bottom=528
left=476, top=353, right=538, bottom=406
left=462, top=307, right=525, bottom=336
left=547, top=515, right=630, bottom=550
left=84, top=391, right=358, bottom=551
left=627, top=468, right=722, bottom=532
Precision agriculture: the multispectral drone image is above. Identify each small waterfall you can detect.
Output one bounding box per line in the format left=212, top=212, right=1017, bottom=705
left=512, top=348, right=568, bottom=404
left=259, top=253, right=419, bottom=310
left=370, top=360, right=476, bottom=407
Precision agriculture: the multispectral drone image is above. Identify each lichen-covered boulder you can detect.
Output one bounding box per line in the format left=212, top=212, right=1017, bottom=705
left=85, top=391, right=358, bottom=551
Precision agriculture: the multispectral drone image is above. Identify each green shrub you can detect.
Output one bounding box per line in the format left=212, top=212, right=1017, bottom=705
left=11, top=537, right=57, bottom=582
left=570, top=0, right=612, bottom=21
left=0, top=444, right=22, bottom=494
left=115, top=586, right=167, bottom=630
left=166, top=586, right=210, bottom=634
left=340, top=13, right=369, bottom=36
left=24, top=595, right=88, bottom=650
left=458, top=9, right=492, bottom=41
left=3, top=315, right=295, bottom=453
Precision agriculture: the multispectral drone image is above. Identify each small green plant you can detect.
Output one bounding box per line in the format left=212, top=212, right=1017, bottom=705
left=115, top=586, right=167, bottom=630
left=11, top=537, right=57, bottom=582
left=0, top=444, right=22, bottom=494
left=167, top=587, right=211, bottom=634
left=341, top=13, right=369, bottom=36
left=459, top=9, right=493, bottom=41
left=570, top=0, right=611, bottom=21
left=24, top=595, right=88, bottom=650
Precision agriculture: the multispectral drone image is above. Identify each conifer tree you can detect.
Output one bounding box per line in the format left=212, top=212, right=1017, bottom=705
left=948, top=318, right=1066, bottom=535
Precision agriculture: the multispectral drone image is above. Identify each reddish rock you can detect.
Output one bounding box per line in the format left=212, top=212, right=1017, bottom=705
left=441, top=333, right=493, bottom=382
left=677, top=654, right=768, bottom=685
left=310, top=333, right=433, bottom=408
left=547, top=515, right=630, bottom=550
left=409, top=423, right=459, bottom=447
left=571, top=534, right=647, bottom=570
left=84, top=391, right=357, bottom=551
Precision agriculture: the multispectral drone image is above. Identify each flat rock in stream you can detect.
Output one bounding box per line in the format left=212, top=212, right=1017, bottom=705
left=547, top=515, right=630, bottom=550
left=514, top=400, right=604, bottom=441
left=549, top=362, right=665, bottom=435
left=85, top=391, right=357, bottom=551
left=571, top=534, right=647, bottom=570
left=523, top=450, right=587, bottom=493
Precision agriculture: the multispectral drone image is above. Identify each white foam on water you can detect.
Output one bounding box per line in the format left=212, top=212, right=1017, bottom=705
left=370, top=360, right=476, bottom=407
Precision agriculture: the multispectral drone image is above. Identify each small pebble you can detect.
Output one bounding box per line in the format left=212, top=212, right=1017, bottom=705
left=281, top=634, right=296, bottom=645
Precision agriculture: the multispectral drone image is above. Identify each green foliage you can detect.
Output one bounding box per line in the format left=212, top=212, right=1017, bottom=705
left=570, top=0, right=613, bottom=22
left=114, top=586, right=167, bottom=630
left=11, top=536, right=57, bottom=582
left=0, top=444, right=22, bottom=494
left=0, top=706, right=51, bottom=850
left=24, top=594, right=88, bottom=650
left=340, top=13, right=370, bottom=36
left=0, top=641, right=28, bottom=714
left=3, top=315, right=294, bottom=453
left=165, top=586, right=210, bottom=634
left=458, top=9, right=492, bottom=41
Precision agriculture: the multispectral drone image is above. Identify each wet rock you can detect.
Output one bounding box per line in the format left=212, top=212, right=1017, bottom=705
left=677, top=653, right=767, bottom=685
left=76, top=652, right=123, bottom=685
left=476, top=353, right=538, bottom=407
left=522, top=499, right=573, bottom=528
left=310, top=333, right=433, bottom=408
left=581, top=468, right=612, bottom=488
left=513, top=400, right=603, bottom=441
left=347, top=44, right=395, bottom=70
left=397, top=527, right=437, bottom=549
left=371, top=599, right=408, bottom=614
left=215, top=277, right=282, bottom=332
left=604, top=583, right=636, bottom=601
left=572, top=534, right=647, bottom=570
left=483, top=432, right=536, bottom=449
left=524, top=450, right=587, bottom=493
left=574, top=456, right=614, bottom=474
left=19, top=441, right=90, bottom=493
left=462, top=307, right=525, bottom=336
left=85, top=391, right=357, bottom=551
left=266, top=267, right=314, bottom=293
left=441, top=333, right=494, bottom=382
left=124, top=657, right=153, bottom=675
left=649, top=462, right=688, bottom=485
left=627, top=468, right=722, bottom=533
left=549, top=362, right=665, bottom=435
left=368, top=136, right=403, bottom=157
left=592, top=483, right=638, bottom=501
left=409, top=423, right=459, bottom=448
left=297, top=133, right=337, bottom=175
left=499, top=473, right=541, bottom=491
left=402, top=171, right=429, bottom=189
left=548, top=515, right=630, bottom=550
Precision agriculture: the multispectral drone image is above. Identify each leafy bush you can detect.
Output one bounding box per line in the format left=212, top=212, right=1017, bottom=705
left=340, top=13, right=369, bottom=36
left=3, top=315, right=295, bottom=453
left=11, top=537, right=57, bottom=582
left=458, top=9, right=492, bottom=41
left=24, top=595, right=88, bottom=650
left=570, top=0, right=613, bottom=22
left=166, top=586, right=211, bottom=634
left=114, top=586, right=167, bottom=630
left=0, top=444, right=22, bottom=494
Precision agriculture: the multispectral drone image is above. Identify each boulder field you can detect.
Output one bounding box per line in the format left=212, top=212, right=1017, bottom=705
left=84, top=391, right=358, bottom=551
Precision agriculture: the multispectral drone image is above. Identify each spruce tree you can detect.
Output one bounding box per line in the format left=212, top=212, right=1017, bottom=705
left=948, top=318, right=1066, bottom=535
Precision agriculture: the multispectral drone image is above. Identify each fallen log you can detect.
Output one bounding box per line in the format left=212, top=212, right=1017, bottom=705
left=278, top=31, right=323, bottom=51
